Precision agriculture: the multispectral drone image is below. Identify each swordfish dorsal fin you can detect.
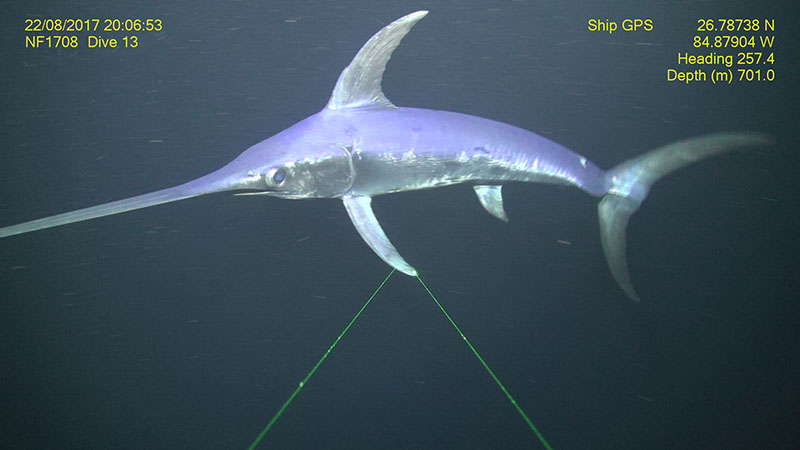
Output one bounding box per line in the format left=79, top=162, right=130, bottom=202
left=343, top=196, right=417, bottom=276
left=326, top=10, right=428, bottom=110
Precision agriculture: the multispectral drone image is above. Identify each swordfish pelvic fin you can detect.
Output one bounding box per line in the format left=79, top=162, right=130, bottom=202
left=326, top=10, right=428, bottom=110
left=343, top=196, right=417, bottom=276
left=473, top=185, right=509, bottom=222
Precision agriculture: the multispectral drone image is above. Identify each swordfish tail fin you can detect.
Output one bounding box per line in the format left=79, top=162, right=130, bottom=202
left=0, top=185, right=202, bottom=239
left=598, top=132, right=773, bottom=301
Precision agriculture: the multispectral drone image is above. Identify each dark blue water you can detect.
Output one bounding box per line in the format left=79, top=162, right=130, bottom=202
left=1, top=1, right=798, bottom=449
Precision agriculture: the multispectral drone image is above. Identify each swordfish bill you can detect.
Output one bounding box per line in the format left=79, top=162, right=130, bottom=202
left=0, top=11, right=772, bottom=300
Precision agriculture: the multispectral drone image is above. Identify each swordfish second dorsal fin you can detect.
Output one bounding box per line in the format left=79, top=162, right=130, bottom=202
left=326, top=11, right=428, bottom=111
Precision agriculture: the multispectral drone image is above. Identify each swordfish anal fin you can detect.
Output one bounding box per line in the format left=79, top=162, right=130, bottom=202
left=473, top=185, right=509, bottom=222
left=343, top=196, right=417, bottom=276
left=326, top=10, right=428, bottom=110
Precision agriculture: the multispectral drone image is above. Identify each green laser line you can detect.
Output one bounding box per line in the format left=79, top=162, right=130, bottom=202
left=246, top=269, right=396, bottom=450
left=415, top=274, right=554, bottom=450
left=247, top=269, right=552, bottom=449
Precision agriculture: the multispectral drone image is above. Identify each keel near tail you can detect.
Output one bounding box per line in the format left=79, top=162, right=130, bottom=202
left=598, top=132, right=773, bottom=301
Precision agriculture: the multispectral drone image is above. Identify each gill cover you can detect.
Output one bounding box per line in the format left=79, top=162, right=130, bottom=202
left=262, top=145, right=355, bottom=199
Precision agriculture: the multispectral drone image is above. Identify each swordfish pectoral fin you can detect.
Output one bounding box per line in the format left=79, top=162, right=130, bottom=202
left=342, top=196, right=417, bottom=276
left=473, top=185, right=509, bottom=222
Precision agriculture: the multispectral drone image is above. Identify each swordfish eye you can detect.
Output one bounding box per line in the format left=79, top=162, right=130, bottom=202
left=264, top=167, right=287, bottom=187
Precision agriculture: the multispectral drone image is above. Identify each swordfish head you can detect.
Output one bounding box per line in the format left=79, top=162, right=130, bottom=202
left=213, top=113, right=354, bottom=200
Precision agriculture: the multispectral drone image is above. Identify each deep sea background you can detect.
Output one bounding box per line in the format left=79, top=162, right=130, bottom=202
left=1, top=1, right=798, bottom=449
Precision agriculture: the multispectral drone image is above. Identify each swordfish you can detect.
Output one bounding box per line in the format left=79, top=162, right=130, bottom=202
left=0, top=11, right=770, bottom=300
